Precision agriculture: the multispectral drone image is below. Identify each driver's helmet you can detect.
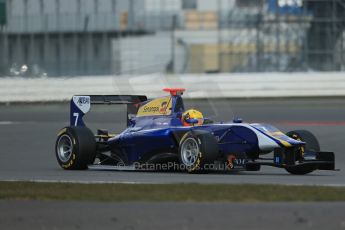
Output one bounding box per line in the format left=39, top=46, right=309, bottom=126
left=181, top=109, right=204, bottom=126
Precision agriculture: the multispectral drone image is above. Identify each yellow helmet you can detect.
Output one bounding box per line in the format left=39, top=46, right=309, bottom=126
left=182, top=109, right=204, bottom=126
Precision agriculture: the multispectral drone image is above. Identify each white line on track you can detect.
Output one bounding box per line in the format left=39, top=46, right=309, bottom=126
left=0, top=121, right=16, bottom=125
left=0, top=179, right=152, bottom=185
left=0, top=121, right=40, bottom=125
left=1, top=179, right=345, bottom=187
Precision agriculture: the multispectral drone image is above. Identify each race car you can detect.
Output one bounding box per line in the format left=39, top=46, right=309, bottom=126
left=55, top=88, right=335, bottom=175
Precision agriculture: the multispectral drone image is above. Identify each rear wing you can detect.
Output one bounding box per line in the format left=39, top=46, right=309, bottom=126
left=70, top=95, right=147, bottom=127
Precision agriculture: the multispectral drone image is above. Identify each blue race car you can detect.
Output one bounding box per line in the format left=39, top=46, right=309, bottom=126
left=55, top=88, right=335, bottom=174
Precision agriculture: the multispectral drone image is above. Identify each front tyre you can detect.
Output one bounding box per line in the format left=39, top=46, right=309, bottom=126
left=178, top=131, right=218, bottom=173
left=285, top=130, right=320, bottom=175
left=55, top=126, right=96, bottom=170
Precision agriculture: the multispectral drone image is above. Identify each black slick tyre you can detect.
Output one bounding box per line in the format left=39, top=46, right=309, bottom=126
left=285, top=130, right=320, bottom=175
left=178, top=130, right=218, bottom=173
left=55, top=126, right=96, bottom=170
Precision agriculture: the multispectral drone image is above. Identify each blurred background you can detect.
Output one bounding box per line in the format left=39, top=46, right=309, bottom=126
left=0, top=0, right=344, bottom=77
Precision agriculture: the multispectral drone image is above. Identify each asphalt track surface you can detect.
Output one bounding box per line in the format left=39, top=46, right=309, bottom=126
left=0, top=98, right=344, bottom=185
left=1, top=200, right=344, bottom=230
left=1, top=98, right=345, bottom=230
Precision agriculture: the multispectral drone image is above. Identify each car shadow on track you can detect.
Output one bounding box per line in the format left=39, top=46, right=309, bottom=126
left=84, top=168, right=336, bottom=177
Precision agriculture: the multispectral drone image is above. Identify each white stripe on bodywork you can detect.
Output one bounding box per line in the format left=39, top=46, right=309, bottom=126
left=211, top=123, right=279, bottom=151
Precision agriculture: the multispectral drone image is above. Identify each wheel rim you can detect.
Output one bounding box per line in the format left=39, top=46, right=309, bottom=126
left=181, top=137, right=199, bottom=166
left=57, top=134, right=73, bottom=163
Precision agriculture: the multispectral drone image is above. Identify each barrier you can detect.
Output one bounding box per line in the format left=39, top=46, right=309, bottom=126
left=1, top=72, right=345, bottom=102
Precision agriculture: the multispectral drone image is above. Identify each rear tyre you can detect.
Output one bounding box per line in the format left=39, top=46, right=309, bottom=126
left=285, top=130, right=320, bottom=175
left=178, top=131, right=219, bottom=173
left=55, top=126, right=96, bottom=170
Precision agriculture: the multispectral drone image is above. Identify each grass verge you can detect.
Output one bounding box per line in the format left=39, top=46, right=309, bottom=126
left=1, top=182, right=345, bottom=202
